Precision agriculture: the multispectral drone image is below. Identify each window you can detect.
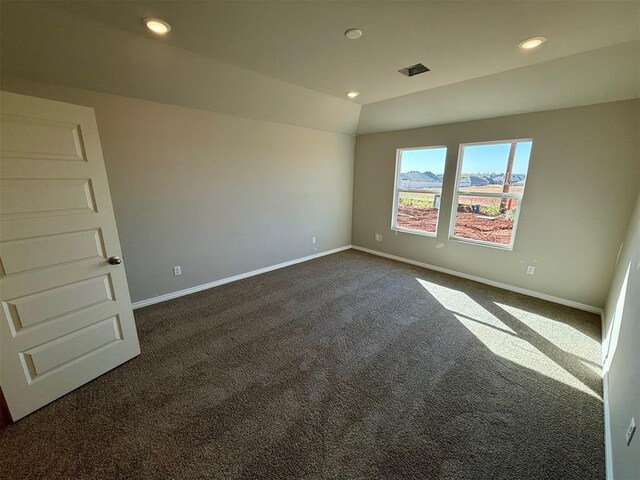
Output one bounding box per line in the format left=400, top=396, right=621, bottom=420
left=449, top=139, right=533, bottom=249
left=392, top=146, right=447, bottom=236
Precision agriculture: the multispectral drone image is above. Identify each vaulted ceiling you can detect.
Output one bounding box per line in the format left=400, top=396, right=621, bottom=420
left=49, top=1, right=640, bottom=105
left=2, top=1, right=639, bottom=134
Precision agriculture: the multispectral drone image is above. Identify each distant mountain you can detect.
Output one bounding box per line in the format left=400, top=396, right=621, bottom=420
left=399, top=170, right=443, bottom=189
left=399, top=170, right=441, bottom=182
left=469, top=175, right=488, bottom=186
left=400, top=171, right=526, bottom=189
left=460, top=173, right=527, bottom=186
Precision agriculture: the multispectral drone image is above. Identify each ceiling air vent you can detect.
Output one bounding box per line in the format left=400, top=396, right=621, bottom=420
left=398, top=63, right=430, bottom=77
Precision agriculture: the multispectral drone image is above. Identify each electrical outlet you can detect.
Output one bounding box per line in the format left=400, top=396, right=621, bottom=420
left=375, top=233, right=383, bottom=242
left=526, top=265, right=535, bottom=275
left=311, top=236, right=316, bottom=245
left=173, top=266, right=182, bottom=276
left=626, top=417, right=636, bottom=446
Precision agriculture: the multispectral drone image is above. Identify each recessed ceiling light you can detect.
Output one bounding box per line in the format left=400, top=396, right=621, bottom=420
left=143, top=17, right=171, bottom=35
left=519, top=36, right=547, bottom=50
left=346, top=91, right=360, bottom=98
left=344, top=28, right=363, bottom=40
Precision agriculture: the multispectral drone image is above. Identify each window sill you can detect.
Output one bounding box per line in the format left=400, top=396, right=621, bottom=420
left=392, top=226, right=437, bottom=238
left=448, top=235, right=514, bottom=251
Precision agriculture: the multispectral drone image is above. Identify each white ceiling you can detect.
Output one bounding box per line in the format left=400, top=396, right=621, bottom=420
left=2, top=1, right=639, bottom=135
left=49, top=1, right=640, bottom=105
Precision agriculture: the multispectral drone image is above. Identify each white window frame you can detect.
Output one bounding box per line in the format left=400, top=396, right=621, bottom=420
left=448, top=138, right=533, bottom=251
left=391, top=145, right=448, bottom=238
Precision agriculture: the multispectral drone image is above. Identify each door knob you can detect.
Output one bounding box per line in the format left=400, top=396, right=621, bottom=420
left=108, top=256, right=122, bottom=265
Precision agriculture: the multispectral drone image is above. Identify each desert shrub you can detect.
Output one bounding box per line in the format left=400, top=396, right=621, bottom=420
left=480, top=204, right=501, bottom=216
left=399, top=197, right=434, bottom=208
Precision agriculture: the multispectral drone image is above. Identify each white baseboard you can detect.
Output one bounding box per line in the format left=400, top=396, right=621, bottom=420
left=601, top=309, right=613, bottom=480
left=352, top=245, right=603, bottom=315
left=603, top=373, right=614, bottom=480
left=132, top=245, right=352, bottom=309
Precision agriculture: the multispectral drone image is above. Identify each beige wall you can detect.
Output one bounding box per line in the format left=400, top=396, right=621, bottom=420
left=352, top=100, right=640, bottom=308
left=2, top=78, right=354, bottom=303
left=603, top=192, right=640, bottom=480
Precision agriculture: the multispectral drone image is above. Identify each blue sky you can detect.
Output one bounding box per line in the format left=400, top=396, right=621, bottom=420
left=400, top=141, right=532, bottom=175
left=400, top=147, right=447, bottom=174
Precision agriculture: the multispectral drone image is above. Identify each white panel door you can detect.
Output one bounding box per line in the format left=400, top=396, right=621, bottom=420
left=0, top=91, right=140, bottom=420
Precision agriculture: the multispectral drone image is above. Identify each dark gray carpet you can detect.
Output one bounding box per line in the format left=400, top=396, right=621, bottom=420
left=0, top=250, right=604, bottom=479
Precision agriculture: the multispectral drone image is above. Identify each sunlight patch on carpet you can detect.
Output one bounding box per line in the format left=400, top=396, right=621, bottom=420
left=416, top=278, right=602, bottom=400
